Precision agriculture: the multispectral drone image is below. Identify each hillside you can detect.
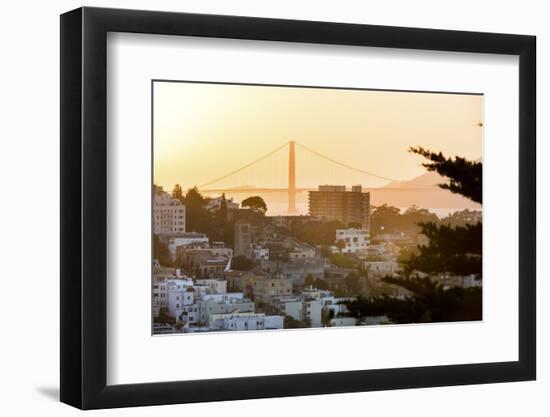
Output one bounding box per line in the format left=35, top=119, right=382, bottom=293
left=366, top=171, right=481, bottom=209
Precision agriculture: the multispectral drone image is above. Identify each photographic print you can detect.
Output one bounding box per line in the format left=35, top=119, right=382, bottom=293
left=152, top=81, right=483, bottom=335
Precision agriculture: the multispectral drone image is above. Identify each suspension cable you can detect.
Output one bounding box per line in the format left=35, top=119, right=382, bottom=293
left=199, top=141, right=289, bottom=188
left=294, top=141, right=398, bottom=182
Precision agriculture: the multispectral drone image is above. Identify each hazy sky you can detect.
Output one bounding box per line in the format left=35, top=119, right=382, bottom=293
left=153, top=81, right=482, bottom=191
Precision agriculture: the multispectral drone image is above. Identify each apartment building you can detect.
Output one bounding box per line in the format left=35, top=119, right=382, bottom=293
left=308, top=185, right=370, bottom=228
left=335, top=228, right=370, bottom=253
left=153, top=191, right=186, bottom=235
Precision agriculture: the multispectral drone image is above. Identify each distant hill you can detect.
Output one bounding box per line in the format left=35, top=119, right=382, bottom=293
left=384, top=171, right=444, bottom=189
left=366, top=171, right=481, bottom=209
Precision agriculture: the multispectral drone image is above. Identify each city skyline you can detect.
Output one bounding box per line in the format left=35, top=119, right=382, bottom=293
left=152, top=80, right=483, bottom=335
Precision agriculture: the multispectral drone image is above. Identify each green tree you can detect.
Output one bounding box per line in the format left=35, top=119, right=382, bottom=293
left=409, top=146, right=482, bottom=204
left=406, top=222, right=482, bottom=276
left=232, top=255, right=254, bottom=271
left=370, top=204, right=438, bottom=238
left=335, top=239, right=346, bottom=253
left=153, top=234, right=172, bottom=266
left=304, top=273, right=315, bottom=287
left=154, top=311, right=176, bottom=325
left=241, top=196, right=267, bottom=213
left=185, top=186, right=206, bottom=207
left=284, top=315, right=308, bottom=329
left=314, top=278, right=331, bottom=290
left=153, top=184, right=164, bottom=195
left=402, top=205, right=439, bottom=235
left=345, top=271, right=361, bottom=295
left=354, top=148, right=483, bottom=323
left=330, top=253, right=358, bottom=269
left=291, top=220, right=345, bottom=246
left=397, top=245, right=420, bottom=264
left=172, top=184, right=184, bottom=202
left=322, top=309, right=335, bottom=326
left=440, top=209, right=482, bottom=228
left=345, top=279, right=481, bottom=323
left=370, top=204, right=402, bottom=236
left=183, top=186, right=212, bottom=233
left=404, top=149, right=482, bottom=279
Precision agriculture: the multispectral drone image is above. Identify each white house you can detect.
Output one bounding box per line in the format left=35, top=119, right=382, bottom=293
left=362, top=259, right=398, bottom=277
left=209, top=312, right=269, bottom=331
left=152, top=281, right=169, bottom=317
left=275, top=297, right=303, bottom=322
left=335, top=228, right=369, bottom=253
left=167, top=279, right=195, bottom=319
left=152, top=264, right=183, bottom=282
left=252, top=246, right=270, bottom=260
left=195, top=279, right=227, bottom=294
left=329, top=317, right=357, bottom=327
left=197, top=297, right=255, bottom=324
left=303, top=298, right=322, bottom=327
left=320, top=295, right=353, bottom=317
left=167, top=232, right=209, bottom=259
left=273, top=295, right=322, bottom=328
left=264, top=315, right=284, bottom=330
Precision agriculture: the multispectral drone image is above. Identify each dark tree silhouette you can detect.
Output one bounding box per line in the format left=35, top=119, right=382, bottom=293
left=241, top=196, right=267, bottom=213
left=291, top=220, right=345, bottom=246
left=370, top=204, right=438, bottom=238
left=284, top=315, right=308, bottom=329
left=404, top=149, right=482, bottom=278
left=440, top=209, right=482, bottom=228
left=304, top=273, right=315, bottom=287
left=185, top=186, right=206, bottom=207
left=183, top=186, right=211, bottom=233
left=406, top=222, right=482, bottom=276
left=346, top=149, right=483, bottom=323
left=409, top=146, right=482, bottom=204
left=335, top=239, right=346, bottom=252
left=172, top=184, right=184, bottom=202
left=314, top=278, right=331, bottom=290
left=345, top=271, right=361, bottom=295
left=153, top=184, right=164, bottom=195
left=153, top=234, right=172, bottom=267
left=232, top=255, right=254, bottom=271
left=346, top=278, right=482, bottom=323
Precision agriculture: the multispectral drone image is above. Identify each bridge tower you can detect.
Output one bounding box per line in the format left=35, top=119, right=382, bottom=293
left=288, top=140, right=297, bottom=213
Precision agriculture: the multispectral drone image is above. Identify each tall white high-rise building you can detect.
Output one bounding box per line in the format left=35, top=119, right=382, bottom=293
left=153, top=191, right=186, bottom=235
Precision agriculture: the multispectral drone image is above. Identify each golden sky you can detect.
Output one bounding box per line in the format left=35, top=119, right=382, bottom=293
left=153, top=81, right=482, bottom=191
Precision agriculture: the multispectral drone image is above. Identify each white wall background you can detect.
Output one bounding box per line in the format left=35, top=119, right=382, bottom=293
left=0, top=0, right=545, bottom=415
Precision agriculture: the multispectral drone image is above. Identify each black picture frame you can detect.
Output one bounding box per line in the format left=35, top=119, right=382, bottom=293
left=60, top=6, right=536, bottom=410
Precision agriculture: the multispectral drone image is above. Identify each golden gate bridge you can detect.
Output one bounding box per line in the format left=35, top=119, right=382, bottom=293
left=197, top=141, right=432, bottom=213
